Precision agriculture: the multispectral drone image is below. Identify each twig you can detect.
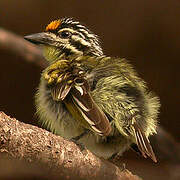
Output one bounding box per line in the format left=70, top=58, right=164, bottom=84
left=0, top=28, right=48, bottom=68
left=152, top=126, right=180, bottom=163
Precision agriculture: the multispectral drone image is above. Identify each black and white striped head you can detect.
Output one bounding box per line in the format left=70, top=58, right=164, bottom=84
left=24, top=18, right=103, bottom=61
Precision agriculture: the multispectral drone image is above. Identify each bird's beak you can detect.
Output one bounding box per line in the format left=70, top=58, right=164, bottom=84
left=24, top=32, right=54, bottom=45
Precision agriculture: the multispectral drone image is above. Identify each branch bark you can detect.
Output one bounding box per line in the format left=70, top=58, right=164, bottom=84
left=0, top=112, right=141, bottom=180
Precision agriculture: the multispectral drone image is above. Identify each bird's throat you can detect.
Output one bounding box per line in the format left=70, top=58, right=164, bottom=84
left=43, top=45, right=62, bottom=63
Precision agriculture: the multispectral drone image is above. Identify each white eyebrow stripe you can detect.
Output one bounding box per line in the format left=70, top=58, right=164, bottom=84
left=70, top=21, right=79, bottom=24
left=58, top=28, right=77, bottom=33
left=78, top=28, right=89, bottom=36
left=78, top=29, right=95, bottom=38
left=77, top=24, right=86, bottom=28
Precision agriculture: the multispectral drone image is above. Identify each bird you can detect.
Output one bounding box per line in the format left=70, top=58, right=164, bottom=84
left=24, top=17, right=160, bottom=162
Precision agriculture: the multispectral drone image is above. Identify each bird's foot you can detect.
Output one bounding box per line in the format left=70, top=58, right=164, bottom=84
left=70, top=138, right=85, bottom=151
left=70, top=130, right=89, bottom=151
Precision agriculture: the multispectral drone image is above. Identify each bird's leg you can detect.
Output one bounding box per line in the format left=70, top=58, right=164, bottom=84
left=108, top=152, right=119, bottom=161
left=70, top=130, right=89, bottom=151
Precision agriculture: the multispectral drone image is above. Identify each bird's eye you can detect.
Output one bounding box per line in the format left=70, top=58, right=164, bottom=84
left=59, top=31, right=71, bottom=38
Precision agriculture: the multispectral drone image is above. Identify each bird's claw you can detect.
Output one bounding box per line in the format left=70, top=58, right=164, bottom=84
left=70, top=138, right=85, bottom=151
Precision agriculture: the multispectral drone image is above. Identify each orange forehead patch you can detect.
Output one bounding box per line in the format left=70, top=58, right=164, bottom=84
left=45, top=20, right=61, bottom=31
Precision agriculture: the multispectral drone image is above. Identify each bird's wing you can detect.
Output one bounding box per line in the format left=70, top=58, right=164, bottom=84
left=51, top=81, right=72, bottom=101
left=70, top=81, right=111, bottom=136
left=51, top=77, right=111, bottom=136
left=131, top=119, right=157, bottom=162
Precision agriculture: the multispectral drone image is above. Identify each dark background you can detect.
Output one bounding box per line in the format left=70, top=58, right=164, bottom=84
left=0, top=0, right=179, bottom=179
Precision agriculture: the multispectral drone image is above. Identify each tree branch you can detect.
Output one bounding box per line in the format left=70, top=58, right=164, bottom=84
left=0, top=28, right=48, bottom=68
left=152, top=126, right=180, bottom=163
left=0, top=112, right=141, bottom=180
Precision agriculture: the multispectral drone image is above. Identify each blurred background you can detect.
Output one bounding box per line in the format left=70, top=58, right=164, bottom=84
left=0, top=0, right=179, bottom=179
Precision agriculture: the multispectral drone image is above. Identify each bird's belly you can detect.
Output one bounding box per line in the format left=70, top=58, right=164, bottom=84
left=55, top=114, right=131, bottom=159
left=79, top=133, right=131, bottom=159
left=37, top=79, right=131, bottom=159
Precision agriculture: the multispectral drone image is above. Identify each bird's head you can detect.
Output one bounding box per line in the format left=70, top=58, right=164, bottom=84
left=24, top=18, right=103, bottom=62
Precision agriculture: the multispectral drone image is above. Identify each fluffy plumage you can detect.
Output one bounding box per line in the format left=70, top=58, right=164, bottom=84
left=25, top=18, right=160, bottom=162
